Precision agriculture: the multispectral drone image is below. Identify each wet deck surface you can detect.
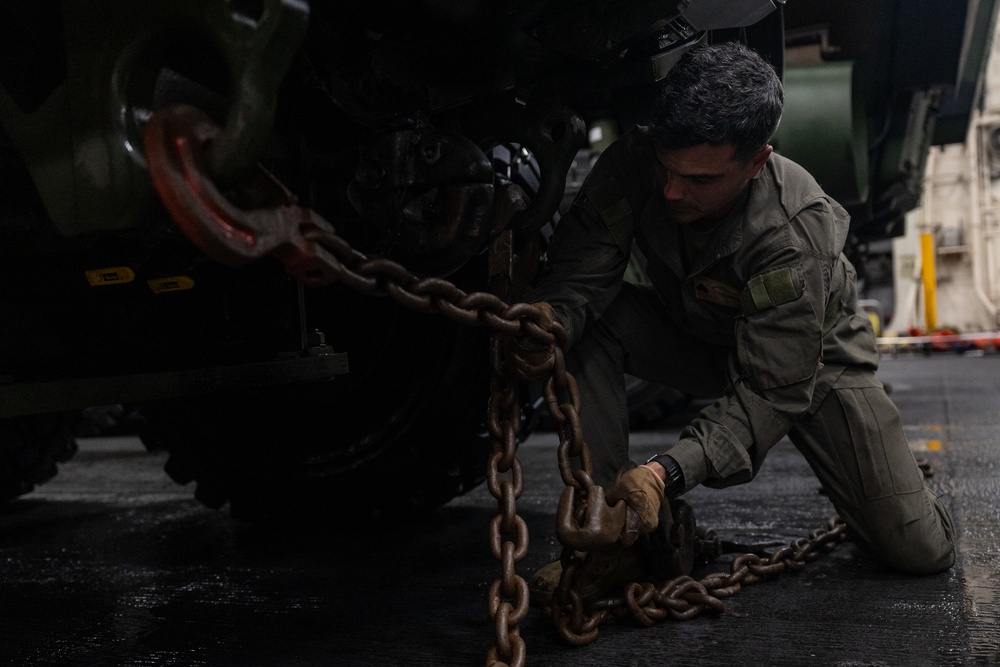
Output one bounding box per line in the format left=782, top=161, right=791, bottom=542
left=1, top=354, right=998, bottom=666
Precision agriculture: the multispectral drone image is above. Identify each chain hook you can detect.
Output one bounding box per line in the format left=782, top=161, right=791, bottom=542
left=143, top=104, right=341, bottom=287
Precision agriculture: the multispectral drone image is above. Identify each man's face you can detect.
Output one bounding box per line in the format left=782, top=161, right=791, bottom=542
left=653, top=143, right=772, bottom=225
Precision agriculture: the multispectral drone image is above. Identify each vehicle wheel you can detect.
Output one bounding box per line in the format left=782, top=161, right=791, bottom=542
left=0, top=414, right=79, bottom=503
left=138, top=283, right=494, bottom=523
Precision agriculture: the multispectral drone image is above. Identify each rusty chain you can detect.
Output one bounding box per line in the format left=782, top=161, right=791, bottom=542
left=303, top=225, right=602, bottom=666
left=483, top=327, right=532, bottom=667
left=595, top=515, right=846, bottom=626
left=304, top=224, right=853, bottom=651
left=590, top=462, right=936, bottom=629
left=144, top=104, right=865, bottom=667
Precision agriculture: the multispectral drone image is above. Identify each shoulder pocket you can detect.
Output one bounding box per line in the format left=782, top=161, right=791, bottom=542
left=735, top=264, right=818, bottom=389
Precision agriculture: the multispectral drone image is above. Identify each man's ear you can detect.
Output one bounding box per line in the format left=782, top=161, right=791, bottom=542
left=749, top=145, right=773, bottom=177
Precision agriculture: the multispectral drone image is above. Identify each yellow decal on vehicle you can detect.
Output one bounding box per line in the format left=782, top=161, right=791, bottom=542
left=85, top=267, right=135, bottom=286
left=147, top=276, right=196, bottom=294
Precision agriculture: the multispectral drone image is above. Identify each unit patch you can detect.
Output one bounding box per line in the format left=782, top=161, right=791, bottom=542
left=693, top=277, right=741, bottom=309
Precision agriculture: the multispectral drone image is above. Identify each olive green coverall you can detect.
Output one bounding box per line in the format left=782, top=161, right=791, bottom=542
left=526, top=130, right=954, bottom=575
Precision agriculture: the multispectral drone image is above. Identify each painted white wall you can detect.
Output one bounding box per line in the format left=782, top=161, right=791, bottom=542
left=891, top=19, right=1000, bottom=333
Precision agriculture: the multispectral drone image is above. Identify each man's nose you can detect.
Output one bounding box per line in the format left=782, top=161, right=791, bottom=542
left=662, top=175, right=684, bottom=201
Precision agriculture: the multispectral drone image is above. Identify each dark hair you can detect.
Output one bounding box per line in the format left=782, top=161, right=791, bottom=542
left=649, top=41, right=783, bottom=162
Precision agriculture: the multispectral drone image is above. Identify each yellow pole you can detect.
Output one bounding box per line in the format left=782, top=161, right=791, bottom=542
left=920, top=232, right=938, bottom=332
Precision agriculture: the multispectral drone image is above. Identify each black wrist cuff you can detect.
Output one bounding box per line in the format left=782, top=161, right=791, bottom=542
left=645, top=453, right=685, bottom=498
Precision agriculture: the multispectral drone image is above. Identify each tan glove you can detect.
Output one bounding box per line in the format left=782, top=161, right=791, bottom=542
left=505, top=301, right=557, bottom=382
left=605, top=465, right=665, bottom=546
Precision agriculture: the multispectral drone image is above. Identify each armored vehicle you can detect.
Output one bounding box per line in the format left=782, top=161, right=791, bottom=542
left=0, top=0, right=991, bottom=520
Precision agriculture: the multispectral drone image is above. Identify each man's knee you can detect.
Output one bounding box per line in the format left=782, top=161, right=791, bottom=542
left=854, top=489, right=955, bottom=575
left=873, top=528, right=955, bottom=575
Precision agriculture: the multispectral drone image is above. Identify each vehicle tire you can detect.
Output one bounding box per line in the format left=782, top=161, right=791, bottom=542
left=138, top=282, right=495, bottom=523
left=0, top=414, right=79, bottom=503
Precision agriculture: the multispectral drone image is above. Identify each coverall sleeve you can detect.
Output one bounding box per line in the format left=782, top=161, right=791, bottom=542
left=524, top=148, right=634, bottom=346
left=667, top=204, right=836, bottom=491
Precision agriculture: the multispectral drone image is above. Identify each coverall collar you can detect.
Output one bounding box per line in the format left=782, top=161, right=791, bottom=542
left=638, top=180, right=752, bottom=279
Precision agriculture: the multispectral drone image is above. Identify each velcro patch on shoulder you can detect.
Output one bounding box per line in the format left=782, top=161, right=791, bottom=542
left=740, top=266, right=801, bottom=315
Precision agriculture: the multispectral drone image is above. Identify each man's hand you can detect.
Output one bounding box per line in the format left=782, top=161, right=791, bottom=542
left=505, top=301, right=558, bottom=382
left=605, top=465, right=665, bottom=546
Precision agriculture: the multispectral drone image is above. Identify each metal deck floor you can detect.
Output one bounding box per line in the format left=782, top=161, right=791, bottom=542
left=1, top=354, right=998, bottom=666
